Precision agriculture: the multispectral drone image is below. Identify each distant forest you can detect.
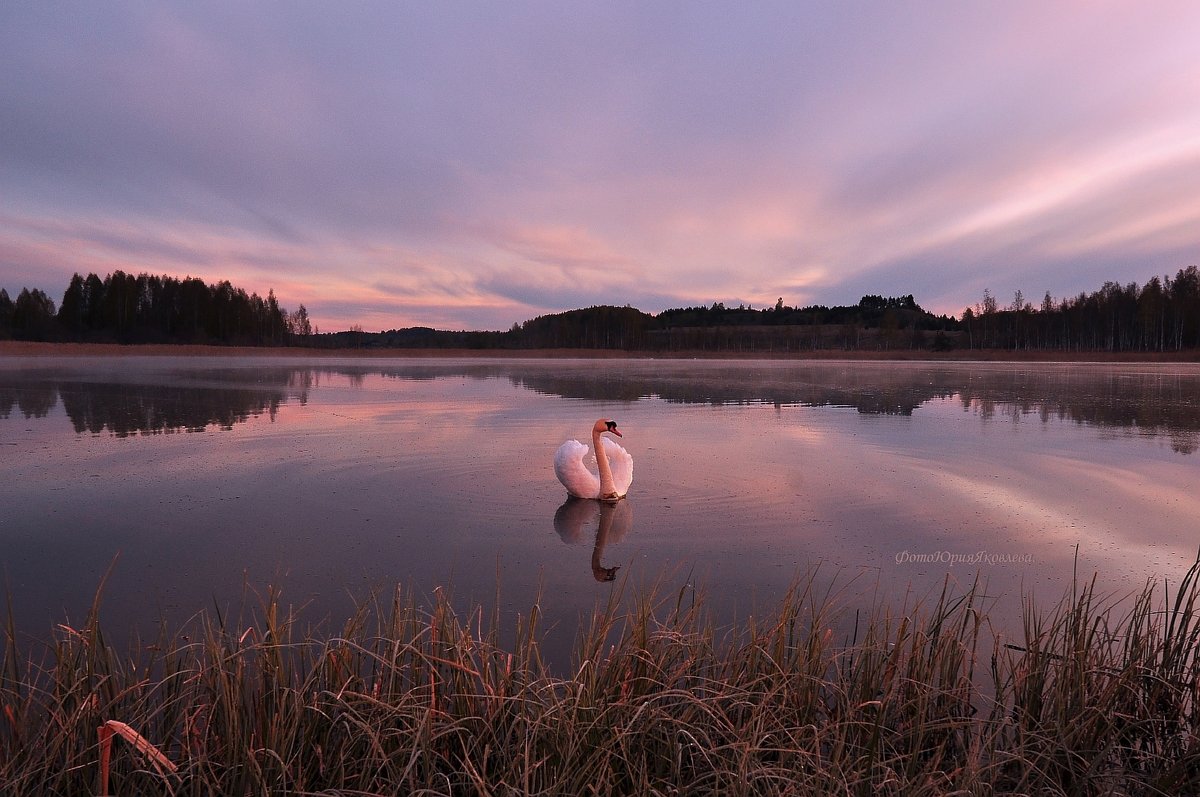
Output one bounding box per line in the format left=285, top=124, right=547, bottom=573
left=0, top=271, right=304, bottom=347
left=2, top=266, right=1199, bottom=353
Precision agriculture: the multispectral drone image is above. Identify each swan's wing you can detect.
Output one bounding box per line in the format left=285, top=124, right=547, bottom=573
left=600, top=437, right=634, bottom=498
left=554, top=439, right=599, bottom=499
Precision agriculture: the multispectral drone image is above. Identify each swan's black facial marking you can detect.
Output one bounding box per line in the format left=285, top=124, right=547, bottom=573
left=605, top=420, right=622, bottom=437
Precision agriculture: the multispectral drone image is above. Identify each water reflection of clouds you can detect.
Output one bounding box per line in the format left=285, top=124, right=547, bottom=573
left=906, top=451, right=1200, bottom=580
left=1032, top=455, right=1200, bottom=555
left=775, top=415, right=830, bottom=446
left=913, top=464, right=1091, bottom=541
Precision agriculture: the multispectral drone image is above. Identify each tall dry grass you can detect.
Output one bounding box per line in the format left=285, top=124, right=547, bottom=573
left=2, top=564, right=1198, bottom=795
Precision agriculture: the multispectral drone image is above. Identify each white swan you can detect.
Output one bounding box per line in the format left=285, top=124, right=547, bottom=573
left=554, top=419, right=633, bottom=501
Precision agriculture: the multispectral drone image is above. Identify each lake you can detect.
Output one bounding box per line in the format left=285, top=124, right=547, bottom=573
left=2, top=356, right=1198, bottom=665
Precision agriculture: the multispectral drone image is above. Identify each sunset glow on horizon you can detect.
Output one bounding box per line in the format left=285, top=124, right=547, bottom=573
left=3, top=3, right=1200, bottom=332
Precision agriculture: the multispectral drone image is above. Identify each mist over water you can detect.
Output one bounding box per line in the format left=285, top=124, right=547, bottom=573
left=3, top=356, right=1198, bottom=667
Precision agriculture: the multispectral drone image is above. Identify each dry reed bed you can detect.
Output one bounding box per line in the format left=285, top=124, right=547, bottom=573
left=2, top=565, right=1198, bottom=796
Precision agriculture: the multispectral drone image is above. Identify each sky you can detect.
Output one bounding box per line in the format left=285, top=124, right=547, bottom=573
left=3, top=2, right=1200, bottom=332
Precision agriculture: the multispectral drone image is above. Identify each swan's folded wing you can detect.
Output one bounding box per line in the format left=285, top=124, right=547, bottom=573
left=554, top=439, right=599, bottom=499
left=600, top=437, right=634, bottom=498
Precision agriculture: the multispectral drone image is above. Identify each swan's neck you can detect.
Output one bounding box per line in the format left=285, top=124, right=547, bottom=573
left=593, top=429, right=618, bottom=499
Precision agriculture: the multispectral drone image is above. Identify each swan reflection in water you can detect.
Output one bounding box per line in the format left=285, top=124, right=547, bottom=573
left=553, top=497, right=634, bottom=582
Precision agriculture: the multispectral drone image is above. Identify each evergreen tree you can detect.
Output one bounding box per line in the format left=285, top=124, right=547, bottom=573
left=0, top=288, right=14, bottom=337
left=12, top=288, right=57, bottom=338
left=58, top=273, right=87, bottom=332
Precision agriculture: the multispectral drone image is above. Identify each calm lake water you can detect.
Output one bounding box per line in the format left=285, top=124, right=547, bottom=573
left=3, top=356, right=1199, bottom=664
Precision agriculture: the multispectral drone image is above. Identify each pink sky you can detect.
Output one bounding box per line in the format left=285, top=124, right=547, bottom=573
left=3, top=3, right=1200, bottom=331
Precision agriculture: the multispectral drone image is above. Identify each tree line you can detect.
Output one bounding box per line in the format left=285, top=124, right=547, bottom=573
left=2, top=266, right=1199, bottom=352
left=959, top=266, right=1200, bottom=352
left=0, top=271, right=311, bottom=345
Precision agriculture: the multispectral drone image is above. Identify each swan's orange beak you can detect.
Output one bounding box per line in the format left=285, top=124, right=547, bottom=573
left=604, top=419, right=622, bottom=437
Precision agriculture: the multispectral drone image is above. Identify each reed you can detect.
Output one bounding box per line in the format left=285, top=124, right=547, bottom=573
left=1, top=562, right=1198, bottom=795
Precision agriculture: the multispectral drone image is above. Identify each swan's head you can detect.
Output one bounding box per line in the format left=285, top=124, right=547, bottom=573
left=593, top=418, right=622, bottom=437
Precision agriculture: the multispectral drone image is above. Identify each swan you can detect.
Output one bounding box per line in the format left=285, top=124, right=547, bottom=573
left=554, top=419, right=633, bottom=501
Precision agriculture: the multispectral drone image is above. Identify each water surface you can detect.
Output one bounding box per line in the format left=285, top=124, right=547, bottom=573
left=3, top=356, right=1198, bottom=663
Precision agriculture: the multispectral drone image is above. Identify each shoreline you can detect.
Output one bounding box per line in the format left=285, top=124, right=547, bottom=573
left=2, top=339, right=1199, bottom=362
